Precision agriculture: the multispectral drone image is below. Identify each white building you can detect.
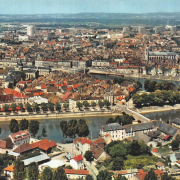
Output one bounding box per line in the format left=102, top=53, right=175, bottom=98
left=4, top=165, right=14, bottom=179
left=27, top=25, right=35, bottom=36
left=19, top=35, right=29, bottom=41
left=70, top=155, right=84, bottom=170
left=65, top=169, right=89, bottom=179
left=9, top=130, right=30, bottom=149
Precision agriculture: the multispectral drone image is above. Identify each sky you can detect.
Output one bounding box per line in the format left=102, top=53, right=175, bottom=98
left=0, top=0, right=180, bottom=14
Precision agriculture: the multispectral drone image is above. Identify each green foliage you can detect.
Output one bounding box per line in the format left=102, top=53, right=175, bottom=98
left=85, top=175, right=94, bottom=180
left=83, top=100, right=90, bottom=109
left=19, top=118, right=29, bottom=130
left=104, top=100, right=111, bottom=107
left=60, top=119, right=89, bottom=138
left=98, top=100, right=104, bottom=109
left=171, top=139, right=179, bottom=150
left=63, top=103, right=69, bottom=110
left=9, top=119, right=19, bottom=133
left=65, top=165, right=73, bottom=169
left=48, top=102, right=54, bottom=111
left=84, top=150, right=93, bottom=162
left=52, top=166, right=68, bottom=180
left=3, top=104, right=9, bottom=112
left=105, top=42, right=116, bottom=49
left=42, top=127, right=47, bottom=137
left=145, top=66, right=152, bottom=75
left=91, top=101, right=96, bottom=108
left=27, top=162, right=39, bottom=180
left=14, top=159, right=25, bottom=180
left=0, top=154, right=14, bottom=173
left=55, top=102, right=61, bottom=111
left=42, top=167, right=53, bottom=180
left=156, top=142, right=162, bottom=147
left=18, top=103, right=24, bottom=109
left=109, top=143, right=127, bottom=158
left=77, top=101, right=83, bottom=110
left=106, top=114, right=134, bottom=125
left=115, top=175, right=127, bottom=180
left=112, top=157, right=124, bottom=170
left=29, top=120, right=40, bottom=137
left=161, top=172, right=176, bottom=180
left=97, top=170, right=112, bottom=180
left=10, top=103, right=17, bottom=112
left=25, top=102, right=32, bottom=112
left=32, top=102, right=39, bottom=112
left=41, top=102, right=47, bottom=111
left=144, top=169, right=158, bottom=180
left=18, top=150, right=41, bottom=161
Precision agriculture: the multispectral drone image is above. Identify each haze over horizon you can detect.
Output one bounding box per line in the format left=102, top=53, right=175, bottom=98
left=0, top=0, right=180, bottom=15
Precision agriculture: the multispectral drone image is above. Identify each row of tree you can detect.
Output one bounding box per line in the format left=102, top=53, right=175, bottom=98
left=144, top=80, right=175, bottom=92
left=133, top=90, right=180, bottom=107
left=9, top=119, right=43, bottom=137
left=106, top=114, right=134, bottom=125
left=60, top=119, right=89, bottom=138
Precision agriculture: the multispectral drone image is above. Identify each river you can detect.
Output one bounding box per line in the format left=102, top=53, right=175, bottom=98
left=1, top=110, right=180, bottom=143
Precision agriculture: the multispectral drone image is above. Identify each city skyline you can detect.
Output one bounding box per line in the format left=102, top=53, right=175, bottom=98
left=0, top=0, right=180, bottom=15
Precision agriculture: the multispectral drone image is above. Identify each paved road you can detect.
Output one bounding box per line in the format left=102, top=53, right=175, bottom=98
left=115, top=104, right=150, bottom=123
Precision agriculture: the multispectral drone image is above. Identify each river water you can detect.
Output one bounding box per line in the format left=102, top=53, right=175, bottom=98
left=1, top=75, right=180, bottom=143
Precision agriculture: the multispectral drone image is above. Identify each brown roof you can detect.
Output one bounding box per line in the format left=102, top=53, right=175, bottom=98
left=13, top=143, right=34, bottom=154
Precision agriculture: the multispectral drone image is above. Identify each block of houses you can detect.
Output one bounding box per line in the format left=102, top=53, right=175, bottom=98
left=136, top=169, right=163, bottom=180
left=65, top=169, right=89, bottom=179
left=4, top=165, right=14, bottom=179
left=155, top=162, right=165, bottom=171
left=74, top=137, right=92, bottom=155
left=0, top=137, right=13, bottom=149
left=70, top=155, right=84, bottom=169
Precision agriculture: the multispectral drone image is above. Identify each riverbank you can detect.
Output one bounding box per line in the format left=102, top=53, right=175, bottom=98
left=0, top=111, right=121, bottom=121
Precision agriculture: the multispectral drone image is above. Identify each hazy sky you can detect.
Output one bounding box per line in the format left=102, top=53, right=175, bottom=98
left=0, top=0, right=180, bottom=14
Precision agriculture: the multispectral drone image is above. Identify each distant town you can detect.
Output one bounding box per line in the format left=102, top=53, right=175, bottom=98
left=1, top=17, right=180, bottom=180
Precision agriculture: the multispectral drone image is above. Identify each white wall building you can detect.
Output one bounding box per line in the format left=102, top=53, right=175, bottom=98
left=27, top=25, right=35, bottom=36
left=70, top=155, right=84, bottom=169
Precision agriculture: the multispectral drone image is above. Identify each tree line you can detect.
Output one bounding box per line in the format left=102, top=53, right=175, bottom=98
left=144, top=80, right=175, bottom=92
left=133, top=90, right=180, bottom=107
left=106, top=114, right=134, bottom=125
left=60, top=119, right=89, bottom=138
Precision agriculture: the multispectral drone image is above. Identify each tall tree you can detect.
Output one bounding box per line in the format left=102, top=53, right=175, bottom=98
left=63, top=103, right=69, bottom=110
left=104, top=100, right=111, bottom=108
left=98, top=100, right=104, bottom=109
left=97, top=170, right=112, bottom=180
left=27, top=162, right=39, bottom=180
left=19, top=118, right=29, bottom=130
left=83, top=101, right=90, bottom=109
left=76, top=101, right=83, bottom=110
left=55, top=102, right=61, bottom=111
left=29, top=120, right=40, bottom=137
left=42, top=127, right=47, bottom=138
left=32, top=102, right=39, bottom=112
left=91, top=101, right=96, bottom=108
left=161, top=172, right=176, bottom=180
left=144, top=169, right=158, bottom=180
left=9, top=119, right=19, bottom=133
left=14, top=159, right=25, bottom=180
left=52, top=166, right=68, bottom=180
left=18, top=103, right=24, bottom=111
left=10, top=103, right=17, bottom=112
left=48, top=102, right=54, bottom=111
left=3, top=104, right=9, bottom=112
left=41, top=102, right=47, bottom=112
left=85, top=175, right=94, bottom=180
left=25, top=102, right=32, bottom=112
left=42, top=167, right=53, bottom=180
left=112, top=157, right=124, bottom=170
left=84, top=150, right=93, bottom=162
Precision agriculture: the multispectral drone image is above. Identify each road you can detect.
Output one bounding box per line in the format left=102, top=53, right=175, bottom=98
left=115, top=104, right=150, bottom=123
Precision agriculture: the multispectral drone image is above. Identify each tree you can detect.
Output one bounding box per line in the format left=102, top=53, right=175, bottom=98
left=83, top=101, right=90, bottom=109
left=171, top=139, right=179, bottom=150
left=98, top=100, right=104, bottom=109
left=48, top=102, right=54, bottom=111
left=109, top=143, right=127, bottom=158
left=97, top=170, right=112, bottom=180
left=19, top=118, right=29, bottom=130
left=42, top=127, right=47, bottom=138
left=14, top=159, right=25, bottom=180
left=144, top=79, right=150, bottom=91
left=84, top=150, right=93, bottom=162
left=76, top=119, right=89, bottom=137
left=115, top=175, right=127, bottom=180
left=104, top=100, right=111, bottom=108
left=113, top=78, right=118, bottom=84
left=85, top=175, right=94, bottom=180
left=52, top=166, right=68, bottom=180
left=32, top=102, right=39, bottom=112
left=60, top=121, right=68, bottom=137
left=25, top=102, right=32, bottom=112
left=10, top=103, right=17, bottom=112
left=161, top=172, right=176, bottom=180
left=29, top=120, right=40, bottom=137
left=76, top=101, right=83, bottom=110
left=3, top=104, right=9, bottom=112
left=18, top=103, right=24, bottom=110
left=9, top=119, right=19, bottom=133
left=42, top=167, right=53, bottom=180
left=161, top=66, right=167, bottom=75
left=130, top=140, right=141, bottom=156
left=55, top=102, right=61, bottom=111
left=145, top=66, right=152, bottom=75
left=27, top=162, right=39, bottom=180
left=112, top=157, right=124, bottom=170
left=144, top=169, right=158, bottom=180
left=63, top=103, right=69, bottom=110
left=41, top=102, right=47, bottom=112
left=136, top=81, right=142, bottom=90
left=91, top=101, right=96, bottom=108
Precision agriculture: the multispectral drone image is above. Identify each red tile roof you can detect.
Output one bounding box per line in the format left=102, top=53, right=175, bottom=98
left=73, top=84, right=79, bottom=89
left=30, top=139, right=56, bottom=151
left=93, top=138, right=105, bottom=145
left=65, top=169, right=89, bottom=175
left=73, top=155, right=83, bottom=162
left=62, top=92, right=71, bottom=101
left=41, top=85, right=46, bottom=89
left=0, top=140, right=6, bottom=149
left=10, top=130, right=30, bottom=142
left=152, top=148, right=158, bottom=152
left=3, top=88, right=27, bottom=98
left=74, top=137, right=92, bottom=145
left=4, top=165, right=14, bottom=172
left=18, top=81, right=26, bottom=84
